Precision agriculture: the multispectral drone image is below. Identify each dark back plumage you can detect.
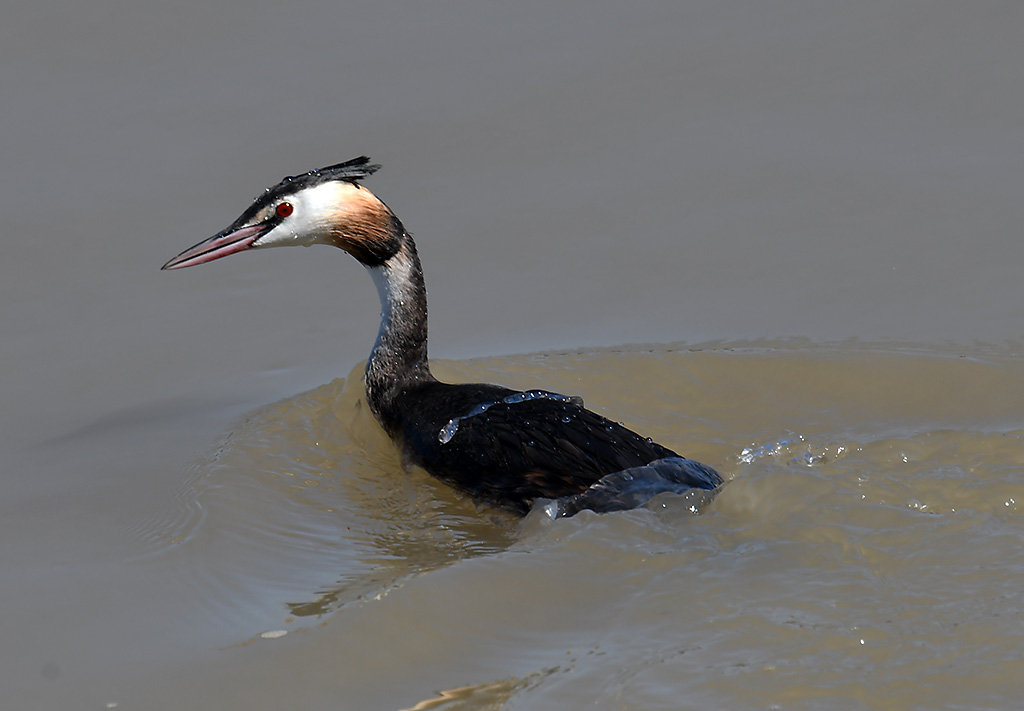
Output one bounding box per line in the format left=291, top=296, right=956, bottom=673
left=388, top=381, right=720, bottom=515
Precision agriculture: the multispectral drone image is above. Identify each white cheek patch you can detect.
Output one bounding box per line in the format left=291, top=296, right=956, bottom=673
left=299, top=181, right=348, bottom=216
left=253, top=182, right=349, bottom=249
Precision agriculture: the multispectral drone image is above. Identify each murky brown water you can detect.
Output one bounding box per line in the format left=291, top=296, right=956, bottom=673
left=13, top=345, right=1024, bottom=710
left=6, top=3, right=1024, bottom=710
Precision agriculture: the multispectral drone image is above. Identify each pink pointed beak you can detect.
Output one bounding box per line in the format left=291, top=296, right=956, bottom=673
left=161, top=222, right=270, bottom=270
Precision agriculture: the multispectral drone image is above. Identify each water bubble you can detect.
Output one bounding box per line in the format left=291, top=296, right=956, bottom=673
left=438, top=419, right=458, bottom=444
left=437, top=389, right=581, bottom=445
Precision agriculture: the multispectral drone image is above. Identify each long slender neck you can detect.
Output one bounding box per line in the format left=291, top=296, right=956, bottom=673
left=364, top=230, right=436, bottom=431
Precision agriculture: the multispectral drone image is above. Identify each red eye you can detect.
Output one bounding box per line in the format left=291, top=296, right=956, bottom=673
left=276, top=202, right=294, bottom=218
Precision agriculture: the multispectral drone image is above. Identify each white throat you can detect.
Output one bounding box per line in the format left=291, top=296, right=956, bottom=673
left=368, top=247, right=419, bottom=342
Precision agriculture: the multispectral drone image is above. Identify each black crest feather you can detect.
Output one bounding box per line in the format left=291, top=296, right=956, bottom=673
left=314, top=156, right=381, bottom=182
left=261, top=156, right=382, bottom=200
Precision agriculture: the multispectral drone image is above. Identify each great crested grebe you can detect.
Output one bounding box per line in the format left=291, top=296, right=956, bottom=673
left=162, top=157, right=721, bottom=517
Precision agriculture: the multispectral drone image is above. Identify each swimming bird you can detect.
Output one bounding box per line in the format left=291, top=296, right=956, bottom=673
left=162, top=157, right=721, bottom=517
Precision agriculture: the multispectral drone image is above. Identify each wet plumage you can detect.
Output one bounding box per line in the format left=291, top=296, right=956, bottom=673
left=163, top=157, right=721, bottom=517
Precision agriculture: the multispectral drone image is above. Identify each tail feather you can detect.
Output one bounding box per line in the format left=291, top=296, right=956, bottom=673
left=544, top=457, right=722, bottom=518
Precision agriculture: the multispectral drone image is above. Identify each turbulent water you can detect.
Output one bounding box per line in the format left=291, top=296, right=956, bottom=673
left=8, top=3, right=1024, bottom=709
left=104, top=342, right=1024, bottom=710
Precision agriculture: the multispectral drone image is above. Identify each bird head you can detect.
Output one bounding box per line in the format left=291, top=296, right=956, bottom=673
left=162, top=156, right=402, bottom=270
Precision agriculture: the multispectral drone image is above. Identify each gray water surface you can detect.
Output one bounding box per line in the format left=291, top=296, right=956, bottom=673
left=5, top=3, right=1024, bottom=709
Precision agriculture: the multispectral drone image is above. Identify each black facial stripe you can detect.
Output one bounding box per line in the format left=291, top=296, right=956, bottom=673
left=237, top=157, right=379, bottom=229
left=256, top=156, right=380, bottom=206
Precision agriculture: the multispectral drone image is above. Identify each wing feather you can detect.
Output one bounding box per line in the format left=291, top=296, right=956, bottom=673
left=395, top=383, right=717, bottom=514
